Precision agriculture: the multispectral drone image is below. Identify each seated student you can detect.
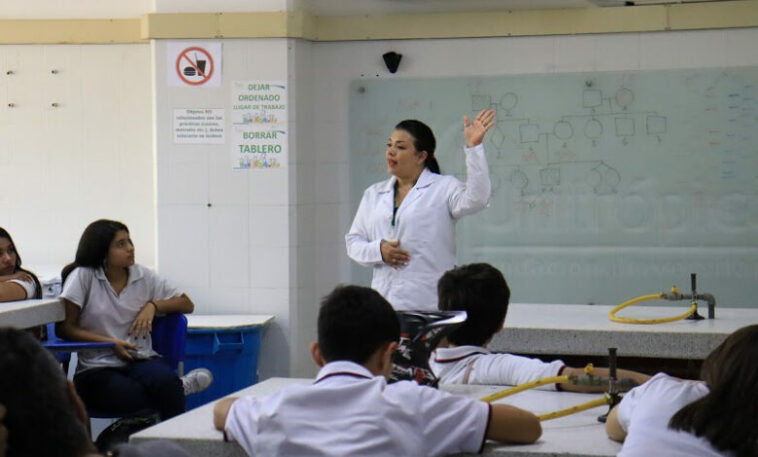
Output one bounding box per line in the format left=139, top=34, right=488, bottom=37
left=605, top=324, right=758, bottom=457
left=57, top=219, right=211, bottom=423
left=431, top=263, right=650, bottom=391
left=0, top=227, right=41, bottom=302
left=214, top=285, right=542, bottom=457
left=0, top=327, right=194, bottom=457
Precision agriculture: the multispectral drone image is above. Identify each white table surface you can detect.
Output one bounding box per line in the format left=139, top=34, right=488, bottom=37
left=0, top=298, right=64, bottom=328
left=131, top=377, right=621, bottom=457
left=186, top=314, right=274, bottom=329
left=490, top=303, right=758, bottom=359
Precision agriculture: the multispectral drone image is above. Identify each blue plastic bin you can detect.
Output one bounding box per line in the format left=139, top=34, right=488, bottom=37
left=183, top=315, right=273, bottom=410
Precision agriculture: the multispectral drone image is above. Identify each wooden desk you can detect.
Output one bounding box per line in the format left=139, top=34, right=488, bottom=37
left=0, top=298, right=64, bottom=329
left=490, top=304, right=758, bottom=359
left=131, top=377, right=620, bottom=457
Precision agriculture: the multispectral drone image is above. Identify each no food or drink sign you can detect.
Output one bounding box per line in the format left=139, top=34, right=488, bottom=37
left=167, top=42, right=222, bottom=88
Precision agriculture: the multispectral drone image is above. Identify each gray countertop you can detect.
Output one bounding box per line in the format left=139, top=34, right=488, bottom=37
left=0, top=298, right=64, bottom=328
left=490, top=303, right=757, bottom=359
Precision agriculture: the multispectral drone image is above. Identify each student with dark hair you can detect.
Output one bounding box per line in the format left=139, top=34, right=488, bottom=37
left=58, top=219, right=211, bottom=424
left=431, top=263, right=649, bottom=391
left=214, top=284, right=542, bottom=457
left=346, top=109, right=495, bottom=311
left=0, top=327, right=193, bottom=457
left=0, top=227, right=41, bottom=302
left=606, top=324, right=758, bottom=457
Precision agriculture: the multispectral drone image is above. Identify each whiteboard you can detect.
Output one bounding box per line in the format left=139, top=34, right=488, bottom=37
left=348, top=67, right=758, bottom=309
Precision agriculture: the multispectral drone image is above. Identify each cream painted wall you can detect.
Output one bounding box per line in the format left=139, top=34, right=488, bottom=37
left=0, top=44, right=154, bottom=278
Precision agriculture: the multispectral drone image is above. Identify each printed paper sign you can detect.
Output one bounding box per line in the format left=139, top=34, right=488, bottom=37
left=173, top=108, right=225, bottom=144
left=231, top=81, right=288, bottom=169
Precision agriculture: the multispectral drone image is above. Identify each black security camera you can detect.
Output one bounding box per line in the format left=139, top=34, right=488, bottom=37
left=383, top=52, right=402, bottom=74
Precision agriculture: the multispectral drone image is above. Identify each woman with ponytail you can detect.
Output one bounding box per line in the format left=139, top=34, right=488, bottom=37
left=606, top=324, right=758, bottom=457
left=346, top=109, right=495, bottom=311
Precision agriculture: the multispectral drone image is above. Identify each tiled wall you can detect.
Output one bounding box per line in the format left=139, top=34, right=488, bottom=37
left=0, top=44, right=154, bottom=272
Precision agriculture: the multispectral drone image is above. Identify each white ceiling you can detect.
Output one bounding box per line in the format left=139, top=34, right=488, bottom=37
left=0, top=0, right=736, bottom=19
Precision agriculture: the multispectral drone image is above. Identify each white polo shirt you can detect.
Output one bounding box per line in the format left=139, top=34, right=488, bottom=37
left=60, top=264, right=182, bottom=371
left=225, top=360, right=491, bottom=457
left=9, top=277, right=36, bottom=299
left=616, top=373, right=725, bottom=457
left=431, top=346, right=565, bottom=389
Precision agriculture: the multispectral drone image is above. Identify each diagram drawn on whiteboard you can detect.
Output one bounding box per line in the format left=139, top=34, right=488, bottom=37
left=467, top=81, right=667, bottom=203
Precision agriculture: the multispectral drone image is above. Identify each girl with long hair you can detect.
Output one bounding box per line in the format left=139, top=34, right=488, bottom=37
left=606, top=324, right=758, bottom=457
left=58, top=219, right=210, bottom=422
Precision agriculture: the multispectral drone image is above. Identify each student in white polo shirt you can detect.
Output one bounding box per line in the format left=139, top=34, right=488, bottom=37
left=430, top=263, right=649, bottom=391
left=58, top=219, right=211, bottom=425
left=214, top=285, right=542, bottom=457
left=606, top=324, right=758, bottom=457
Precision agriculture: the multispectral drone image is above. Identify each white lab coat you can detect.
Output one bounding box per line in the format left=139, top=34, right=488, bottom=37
left=345, top=144, right=490, bottom=311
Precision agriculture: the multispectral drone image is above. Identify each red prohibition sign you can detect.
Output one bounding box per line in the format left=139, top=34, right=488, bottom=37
left=176, top=46, right=214, bottom=86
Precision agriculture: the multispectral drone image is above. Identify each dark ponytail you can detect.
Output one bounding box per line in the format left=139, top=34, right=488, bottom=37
left=395, top=119, right=440, bottom=174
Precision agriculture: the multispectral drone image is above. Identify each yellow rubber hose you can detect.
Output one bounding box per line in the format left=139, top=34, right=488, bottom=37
left=538, top=395, right=611, bottom=421
left=480, top=376, right=570, bottom=403
left=609, top=293, right=697, bottom=324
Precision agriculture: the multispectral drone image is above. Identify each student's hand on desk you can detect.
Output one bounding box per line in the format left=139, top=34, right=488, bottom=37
left=381, top=239, right=410, bottom=269
left=0, top=404, right=8, bottom=457
left=113, top=339, right=137, bottom=361
left=129, top=301, right=157, bottom=338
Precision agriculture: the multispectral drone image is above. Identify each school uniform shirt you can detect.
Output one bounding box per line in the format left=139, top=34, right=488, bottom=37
left=9, top=277, right=35, bottom=299
left=431, top=346, right=565, bottom=389
left=224, top=360, right=492, bottom=457
left=60, top=264, right=182, bottom=372
left=345, top=143, right=491, bottom=311
left=615, top=372, right=726, bottom=457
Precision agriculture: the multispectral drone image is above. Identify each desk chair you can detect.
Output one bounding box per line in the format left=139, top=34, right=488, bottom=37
left=43, top=314, right=187, bottom=375
left=43, top=314, right=188, bottom=451
left=43, top=314, right=187, bottom=411
left=43, top=323, right=114, bottom=374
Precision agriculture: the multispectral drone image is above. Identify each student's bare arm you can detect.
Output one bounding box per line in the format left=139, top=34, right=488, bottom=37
left=605, top=405, right=626, bottom=442
left=153, top=293, right=194, bottom=314
left=213, top=397, right=239, bottom=430
left=559, top=367, right=650, bottom=393
left=57, top=300, right=137, bottom=360
left=486, top=403, right=542, bottom=444
left=0, top=281, right=28, bottom=302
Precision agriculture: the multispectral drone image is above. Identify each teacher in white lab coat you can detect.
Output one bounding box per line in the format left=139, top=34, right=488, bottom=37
left=346, top=109, right=495, bottom=311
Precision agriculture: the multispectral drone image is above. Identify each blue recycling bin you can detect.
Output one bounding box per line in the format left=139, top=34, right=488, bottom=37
left=183, top=315, right=273, bottom=410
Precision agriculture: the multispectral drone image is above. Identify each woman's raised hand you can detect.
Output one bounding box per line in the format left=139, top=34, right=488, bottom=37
left=463, top=108, right=496, bottom=147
